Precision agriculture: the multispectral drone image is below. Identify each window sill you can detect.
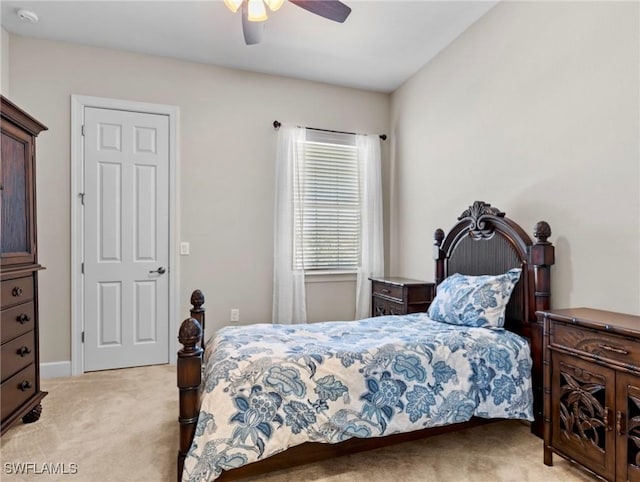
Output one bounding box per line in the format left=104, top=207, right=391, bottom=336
left=304, top=270, right=357, bottom=283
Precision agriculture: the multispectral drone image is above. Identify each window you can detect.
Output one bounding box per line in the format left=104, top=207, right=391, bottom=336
left=293, top=130, right=360, bottom=271
left=273, top=123, right=382, bottom=323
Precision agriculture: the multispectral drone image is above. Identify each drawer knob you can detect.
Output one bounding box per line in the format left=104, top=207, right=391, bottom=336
left=17, top=313, right=31, bottom=324
left=381, top=288, right=391, bottom=293
left=19, top=380, right=32, bottom=391
left=598, top=344, right=629, bottom=356
left=17, top=346, right=32, bottom=357
left=12, top=287, right=23, bottom=297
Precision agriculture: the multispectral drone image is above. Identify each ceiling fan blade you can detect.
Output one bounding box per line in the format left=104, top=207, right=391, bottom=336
left=242, top=2, right=265, bottom=45
left=289, top=0, right=351, bottom=23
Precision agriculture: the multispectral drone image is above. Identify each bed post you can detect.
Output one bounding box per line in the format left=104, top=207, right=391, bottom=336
left=433, top=228, right=445, bottom=285
left=530, top=222, right=554, bottom=313
left=190, top=289, right=206, bottom=349
left=529, top=221, right=554, bottom=438
left=177, top=313, right=203, bottom=482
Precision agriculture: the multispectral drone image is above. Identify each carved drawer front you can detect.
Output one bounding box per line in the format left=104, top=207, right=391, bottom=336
left=372, top=297, right=404, bottom=317
left=1, top=332, right=35, bottom=382
left=1, top=302, right=35, bottom=343
left=386, top=301, right=404, bottom=316
left=551, top=353, right=616, bottom=481
left=372, top=281, right=403, bottom=301
left=551, top=321, right=640, bottom=368
left=621, top=378, right=640, bottom=482
left=0, top=365, right=36, bottom=421
left=0, top=276, right=34, bottom=309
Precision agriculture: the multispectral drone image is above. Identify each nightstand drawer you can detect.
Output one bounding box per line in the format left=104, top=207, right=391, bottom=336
left=369, top=277, right=435, bottom=318
left=372, top=281, right=403, bottom=301
left=373, top=297, right=405, bottom=317
left=551, top=321, right=640, bottom=368
left=1, top=276, right=34, bottom=309
left=1, top=302, right=35, bottom=343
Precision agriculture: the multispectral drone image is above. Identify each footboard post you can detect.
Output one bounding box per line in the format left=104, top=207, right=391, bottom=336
left=177, top=316, right=203, bottom=482
left=190, top=290, right=206, bottom=349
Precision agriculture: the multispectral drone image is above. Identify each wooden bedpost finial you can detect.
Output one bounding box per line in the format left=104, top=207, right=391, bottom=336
left=433, top=229, right=446, bottom=285
left=190, top=289, right=205, bottom=310
left=534, top=221, right=552, bottom=245
left=178, top=318, right=202, bottom=353
left=434, top=228, right=445, bottom=247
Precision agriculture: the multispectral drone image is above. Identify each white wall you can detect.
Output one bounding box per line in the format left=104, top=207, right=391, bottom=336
left=390, top=1, right=640, bottom=314
left=8, top=35, right=389, bottom=363
left=1, top=27, right=9, bottom=95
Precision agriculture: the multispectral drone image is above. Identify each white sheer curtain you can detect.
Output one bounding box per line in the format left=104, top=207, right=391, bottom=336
left=272, top=124, right=307, bottom=324
left=355, top=134, right=384, bottom=319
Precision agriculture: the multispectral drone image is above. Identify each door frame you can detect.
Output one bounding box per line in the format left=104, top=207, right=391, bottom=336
left=71, top=95, right=180, bottom=375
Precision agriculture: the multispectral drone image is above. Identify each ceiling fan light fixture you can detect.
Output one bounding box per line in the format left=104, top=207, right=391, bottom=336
left=264, top=0, right=285, bottom=12
left=223, top=0, right=244, bottom=13
left=247, top=0, right=268, bottom=22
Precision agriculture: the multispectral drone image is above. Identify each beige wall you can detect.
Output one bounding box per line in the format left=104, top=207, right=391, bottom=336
left=390, top=1, right=640, bottom=314
left=8, top=35, right=389, bottom=363
left=1, top=27, right=9, bottom=95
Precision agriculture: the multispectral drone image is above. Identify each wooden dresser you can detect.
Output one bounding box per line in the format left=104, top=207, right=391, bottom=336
left=1, top=96, right=47, bottom=435
left=539, top=308, right=640, bottom=482
left=369, top=277, right=435, bottom=317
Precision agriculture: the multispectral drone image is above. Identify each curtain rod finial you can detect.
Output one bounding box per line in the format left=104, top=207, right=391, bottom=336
left=379, top=134, right=387, bottom=141
left=273, top=120, right=281, bottom=130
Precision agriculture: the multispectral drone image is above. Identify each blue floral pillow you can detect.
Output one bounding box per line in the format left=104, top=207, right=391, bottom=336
left=427, top=268, right=522, bottom=329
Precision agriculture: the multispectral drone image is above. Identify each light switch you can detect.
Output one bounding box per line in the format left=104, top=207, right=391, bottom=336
left=180, top=242, right=190, bottom=255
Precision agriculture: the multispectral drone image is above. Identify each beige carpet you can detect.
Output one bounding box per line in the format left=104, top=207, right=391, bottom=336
left=1, top=365, right=593, bottom=482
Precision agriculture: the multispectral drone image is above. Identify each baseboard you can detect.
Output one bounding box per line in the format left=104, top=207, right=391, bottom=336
left=40, top=361, right=72, bottom=379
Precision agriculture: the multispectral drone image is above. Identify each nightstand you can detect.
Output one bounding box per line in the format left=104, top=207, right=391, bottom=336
left=538, top=308, right=640, bottom=482
left=369, top=277, right=435, bottom=317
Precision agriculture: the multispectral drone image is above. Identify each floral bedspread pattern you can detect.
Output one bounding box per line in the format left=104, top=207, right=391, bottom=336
left=182, top=314, right=533, bottom=481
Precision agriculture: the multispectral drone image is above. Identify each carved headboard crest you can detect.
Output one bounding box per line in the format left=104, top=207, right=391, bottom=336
left=457, top=201, right=505, bottom=240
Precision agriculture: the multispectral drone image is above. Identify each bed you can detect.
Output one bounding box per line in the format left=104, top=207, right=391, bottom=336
left=176, top=201, right=555, bottom=481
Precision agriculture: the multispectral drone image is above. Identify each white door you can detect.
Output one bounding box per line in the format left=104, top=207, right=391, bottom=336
left=83, top=107, right=169, bottom=371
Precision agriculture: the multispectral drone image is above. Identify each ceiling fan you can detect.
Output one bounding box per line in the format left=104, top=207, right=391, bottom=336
left=223, top=0, right=352, bottom=45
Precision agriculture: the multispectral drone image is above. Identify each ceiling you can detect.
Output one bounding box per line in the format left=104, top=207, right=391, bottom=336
left=1, top=1, right=497, bottom=93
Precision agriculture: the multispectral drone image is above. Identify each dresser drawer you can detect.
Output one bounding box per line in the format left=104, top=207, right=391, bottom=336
left=1, top=277, right=34, bottom=309
left=551, top=321, right=640, bottom=368
left=1, top=365, right=36, bottom=422
left=1, top=302, right=35, bottom=343
left=1, top=332, right=35, bottom=382
left=372, top=281, right=404, bottom=301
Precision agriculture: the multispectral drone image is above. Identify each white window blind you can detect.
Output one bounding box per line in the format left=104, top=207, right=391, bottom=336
left=294, top=130, right=360, bottom=271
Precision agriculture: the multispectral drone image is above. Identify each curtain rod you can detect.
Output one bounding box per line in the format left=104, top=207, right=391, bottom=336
left=273, top=120, right=387, bottom=141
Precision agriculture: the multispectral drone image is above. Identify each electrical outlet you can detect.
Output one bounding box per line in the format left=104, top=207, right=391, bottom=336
left=230, top=308, right=239, bottom=323
left=180, top=242, right=190, bottom=255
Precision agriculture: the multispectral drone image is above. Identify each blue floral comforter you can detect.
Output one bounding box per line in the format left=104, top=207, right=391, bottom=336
left=182, top=313, right=533, bottom=481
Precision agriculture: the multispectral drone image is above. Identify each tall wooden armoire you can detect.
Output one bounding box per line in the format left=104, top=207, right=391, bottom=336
left=0, top=96, right=47, bottom=434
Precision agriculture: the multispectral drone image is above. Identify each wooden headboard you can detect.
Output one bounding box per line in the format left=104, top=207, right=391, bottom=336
left=433, top=201, right=555, bottom=436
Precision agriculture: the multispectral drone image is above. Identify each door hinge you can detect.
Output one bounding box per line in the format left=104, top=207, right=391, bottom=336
left=81, top=331, right=85, bottom=343
left=81, top=262, right=84, bottom=274
left=81, top=125, right=85, bottom=136
left=79, top=193, right=85, bottom=205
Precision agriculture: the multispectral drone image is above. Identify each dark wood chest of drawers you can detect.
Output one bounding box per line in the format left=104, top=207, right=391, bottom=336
left=1, top=96, right=47, bottom=434
left=539, top=308, right=640, bottom=482
left=369, top=277, right=435, bottom=317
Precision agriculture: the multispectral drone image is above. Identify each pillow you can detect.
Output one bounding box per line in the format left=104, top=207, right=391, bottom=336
left=427, top=268, right=522, bottom=329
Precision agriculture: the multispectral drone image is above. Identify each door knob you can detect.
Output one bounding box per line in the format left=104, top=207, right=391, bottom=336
left=149, top=267, right=166, bottom=275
